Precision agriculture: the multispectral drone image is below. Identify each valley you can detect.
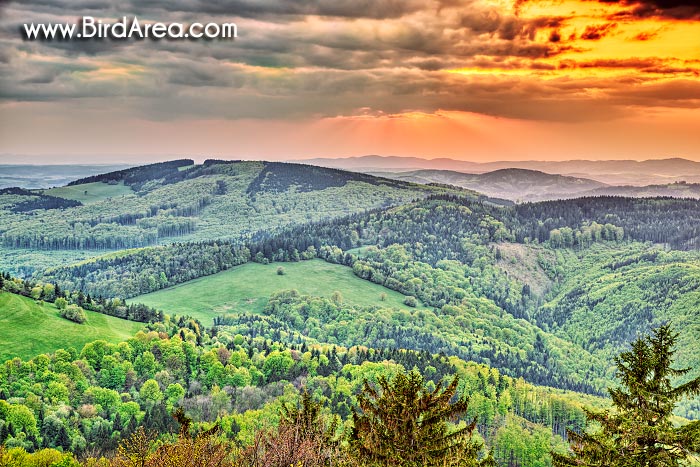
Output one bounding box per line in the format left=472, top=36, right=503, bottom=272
left=1, top=160, right=699, bottom=465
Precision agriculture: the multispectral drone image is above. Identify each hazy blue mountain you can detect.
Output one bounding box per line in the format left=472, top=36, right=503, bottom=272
left=368, top=168, right=608, bottom=201
left=0, top=164, right=133, bottom=189
left=299, top=156, right=700, bottom=186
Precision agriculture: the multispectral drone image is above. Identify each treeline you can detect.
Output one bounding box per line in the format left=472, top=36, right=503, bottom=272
left=41, top=242, right=252, bottom=298
left=246, top=161, right=411, bottom=196
left=0, top=271, right=163, bottom=323
left=0, top=188, right=81, bottom=213
left=511, top=196, right=700, bottom=250
left=67, top=159, right=194, bottom=190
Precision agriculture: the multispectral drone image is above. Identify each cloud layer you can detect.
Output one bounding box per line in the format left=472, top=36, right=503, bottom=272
left=0, top=0, right=698, bottom=159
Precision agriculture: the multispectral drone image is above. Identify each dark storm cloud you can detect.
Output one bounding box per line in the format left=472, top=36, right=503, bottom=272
left=599, top=0, right=700, bottom=20
left=516, top=0, right=700, bottom=19
left=1, top=0, right=698, bottom=123
left=580, top=23, right=617, bottom=40
left=12, top=0, right=434, bottom=20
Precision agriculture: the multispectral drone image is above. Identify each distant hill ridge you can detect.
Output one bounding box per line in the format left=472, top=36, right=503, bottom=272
left=297, top=155, right=700, bottom=186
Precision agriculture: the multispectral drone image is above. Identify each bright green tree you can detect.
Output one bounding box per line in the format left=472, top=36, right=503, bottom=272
left=553, top=324, right=700, bottom=467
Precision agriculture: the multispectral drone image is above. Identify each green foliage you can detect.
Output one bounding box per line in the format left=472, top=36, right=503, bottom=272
left=60, top=304, right=87, bottom=324
left=554, top=325, right=700, bottom=466
left=351, top=370, right=493, bottom=467
left=0, top=315, right=596, bottom=464
left=1, top=161, right=451, bottom=263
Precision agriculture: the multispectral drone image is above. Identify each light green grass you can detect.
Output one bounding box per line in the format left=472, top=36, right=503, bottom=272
left=44, top=181, right=133, bottom=204
left=134, top=259, right=427, bottom=324
left=0, top=292, right=143, bottom=362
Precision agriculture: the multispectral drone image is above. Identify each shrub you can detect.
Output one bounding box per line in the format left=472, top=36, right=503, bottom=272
left=60, top=304, right=87, bottom=324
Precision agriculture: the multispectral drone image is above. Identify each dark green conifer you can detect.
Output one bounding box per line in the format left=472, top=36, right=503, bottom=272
left=351, top=370, right=494, bottom=467
left=554, top=324, right=700, bottom=467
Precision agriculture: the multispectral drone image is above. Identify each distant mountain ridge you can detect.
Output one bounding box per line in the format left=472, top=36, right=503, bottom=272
left=369, top=168, right=608, bottom=202
left=368, top=167, right=700, bottom=202
left=297, top=155, right=700, bottom=186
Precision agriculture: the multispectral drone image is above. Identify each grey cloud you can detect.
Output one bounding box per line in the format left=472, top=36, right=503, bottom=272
left=1, top=0, right=697, bottom=124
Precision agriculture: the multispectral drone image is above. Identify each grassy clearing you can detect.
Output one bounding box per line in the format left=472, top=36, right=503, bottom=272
left=44, top=181, right=133, bottom=204
left=134, top=259, right=428, bottom=324
left=0, top=292, right=143, bottom=362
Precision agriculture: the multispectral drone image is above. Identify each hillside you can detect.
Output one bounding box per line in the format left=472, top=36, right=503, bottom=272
left=369, top=168, right=607, bottom=201
left=43, top=181, right=134, bottom=204
left=2, top=160, right=700, bottom=465
left=133, top=259, right=429, bottom=325
left=0, top=292, right=142, bottom=361
left=0, top=160, right=478, bottom=275
left=35, top=186, right=700, bottom=395
left=582, top=182, right=700, bottom=199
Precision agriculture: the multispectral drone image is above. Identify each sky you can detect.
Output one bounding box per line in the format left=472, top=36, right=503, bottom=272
left=0, top=0, right=699, bottom=163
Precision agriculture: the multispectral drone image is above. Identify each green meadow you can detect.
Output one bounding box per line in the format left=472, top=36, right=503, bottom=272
left=133, top=259, right=428, bottom=324
left=0, top=292, right=143, bottom=362
left=43, top=181, right=133, bottom=204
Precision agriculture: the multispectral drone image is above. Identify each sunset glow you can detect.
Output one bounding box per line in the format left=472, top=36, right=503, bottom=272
left=1, top=0, right=699, bottom=162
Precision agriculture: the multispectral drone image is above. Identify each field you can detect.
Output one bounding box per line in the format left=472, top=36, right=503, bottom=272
left=43, top=181, right=133, bottom=204
left=0, top=292, right=143, bottom=361
left=133, top=259, right=428, bottom=324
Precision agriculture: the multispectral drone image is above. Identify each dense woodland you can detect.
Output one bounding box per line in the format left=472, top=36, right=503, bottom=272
left=0, top=307, right=596, bottom=466
left=33, top=196, right=700, bottom=404
left=2, top=161, right=700, bottom=465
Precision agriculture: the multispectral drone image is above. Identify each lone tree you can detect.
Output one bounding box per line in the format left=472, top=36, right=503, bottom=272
left=350, top=370, right=494, bottom=467
left=553, top=324, right=700, bottom=467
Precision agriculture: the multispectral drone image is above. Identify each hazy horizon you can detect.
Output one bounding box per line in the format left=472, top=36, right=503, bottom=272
left=2, top=153, right=700, bottom=166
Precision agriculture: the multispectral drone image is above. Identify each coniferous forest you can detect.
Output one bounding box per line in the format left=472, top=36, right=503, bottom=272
left=1, top=160, right=699, bottom=466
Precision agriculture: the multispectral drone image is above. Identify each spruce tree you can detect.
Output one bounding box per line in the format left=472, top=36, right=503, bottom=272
left=554, top=324, right=700, bottom=467
left=350, top=369, right=494, bottom=467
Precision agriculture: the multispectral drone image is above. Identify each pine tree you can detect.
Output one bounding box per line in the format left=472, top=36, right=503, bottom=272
left=350, top=370, right=494, bottom=467
left=553, top=324, right=700, bottom=467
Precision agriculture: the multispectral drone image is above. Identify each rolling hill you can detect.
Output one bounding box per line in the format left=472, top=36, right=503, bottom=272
left=582, top=182, right=700, bottom=199
left=0, top=160, right=481, bottom=275
left=368, top=168, right=607, bottom=201
left=2, top=160, right=700, bottom=464
left=369, top=168, right=700, bottom=201
left=0, top=292, right=142, bottom=361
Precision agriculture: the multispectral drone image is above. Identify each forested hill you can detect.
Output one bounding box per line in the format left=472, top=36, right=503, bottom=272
left=2, top=160, right=700, bottom=465
left=66, top=159, right=195, bottom=189
left=36, top=193, right=700, bottom=412
left=0, top=161, right=481, bottom=275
